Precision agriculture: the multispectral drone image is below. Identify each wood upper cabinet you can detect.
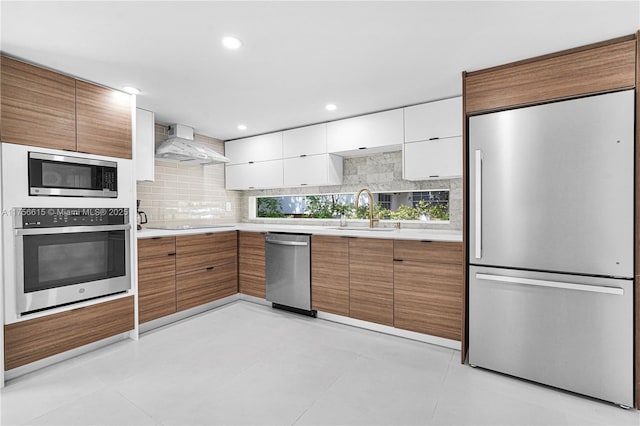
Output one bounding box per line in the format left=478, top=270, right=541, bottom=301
left=393, top=240, right=463, bottom=341
left=238, top=231, right=266, bottom=298
left=175, top=231, right=238, bottom=311
left=311, top=235, right=349, bottom=316
left=0, top=55, right=76, bottom=150
left=137, top=237, right=177, bottom=324
left=4, top=296, right=134, bottom=370
left=349, top=238, right=394, bottom=326
left=76, top=80, right=132, bottom=158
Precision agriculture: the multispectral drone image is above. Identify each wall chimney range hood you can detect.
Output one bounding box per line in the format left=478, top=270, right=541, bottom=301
left=155, top=124, right=230, bottom=165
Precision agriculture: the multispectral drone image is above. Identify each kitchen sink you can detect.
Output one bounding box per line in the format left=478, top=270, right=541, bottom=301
left=329, top=226, right=398, bottom=232
left=146, top=224, right=235, bottom=230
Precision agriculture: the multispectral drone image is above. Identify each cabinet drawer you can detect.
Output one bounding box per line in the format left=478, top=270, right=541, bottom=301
left=176, top=262, right=238, bottom=311
left=176, top=232, right=237, bottom=273
left=4, top=296, right=134, bottom=370
left=394, top=240, right=462, bottom=264
left=138, top=237, right=176, bottom=259
left=138, top=255, right=176, bottom=324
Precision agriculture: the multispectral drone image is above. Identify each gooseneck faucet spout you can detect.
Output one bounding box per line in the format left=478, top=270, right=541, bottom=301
left=354, top=188, right=379, bottom=228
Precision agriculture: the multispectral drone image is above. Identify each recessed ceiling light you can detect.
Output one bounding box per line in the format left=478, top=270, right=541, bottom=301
left=237, top=124, right=247, bottom=131
left=222, top=36, right=243, bottom=50
left=325, top=104, right=337, bottom=111
left=122, top=86, right=140, bottom=95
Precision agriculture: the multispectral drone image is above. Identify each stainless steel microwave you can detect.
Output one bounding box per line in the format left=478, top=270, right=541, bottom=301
left=28, top=152, right=118, bottom=197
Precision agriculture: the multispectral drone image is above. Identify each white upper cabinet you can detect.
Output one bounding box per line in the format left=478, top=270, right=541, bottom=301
left=225, top=160, right=284, bottom=190
left=225, top=132, right=283, bottom=164
left=283, top=154, right=342, bottom=187
left=404, top=97, right=462, bottom=143
left=135, top=108, right=155, bottom=181
left=327, top=109, right=403, bottom=155
left=283, top=123, right=327, bottom=158
left=403, top=136, right=462, bottom=180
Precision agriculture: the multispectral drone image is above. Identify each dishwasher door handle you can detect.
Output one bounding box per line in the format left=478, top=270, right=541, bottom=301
left=265, top=239, right=308, bottom=247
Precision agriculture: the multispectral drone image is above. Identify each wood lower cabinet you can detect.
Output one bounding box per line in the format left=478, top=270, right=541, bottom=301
left=137, top=237, right=176, bottom=324
left=76, top=80, right=132, bottom=159
left=177, top=263, right=237, bottom=311
left=175, top=231, right=238, bottom=311
left=238, top=231, right=266, bottom=298
left=393, top=240, right=463, bottom=341
left=4, top=296, right=134, bottom=370
left=311, top=235, right=349, bottom=316
left=1, top=55, right=76, bottom=150
left=349, top=238, right=394, bottom=326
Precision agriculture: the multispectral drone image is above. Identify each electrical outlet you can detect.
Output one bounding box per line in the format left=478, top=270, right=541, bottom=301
left=225, top=202, right=232, bottom=212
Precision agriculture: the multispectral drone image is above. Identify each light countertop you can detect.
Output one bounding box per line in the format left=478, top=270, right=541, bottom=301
left=137, top=223, right=462, bottom=242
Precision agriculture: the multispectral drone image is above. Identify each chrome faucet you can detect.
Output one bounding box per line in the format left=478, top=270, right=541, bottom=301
left=354, top=188, right=379, bottom=228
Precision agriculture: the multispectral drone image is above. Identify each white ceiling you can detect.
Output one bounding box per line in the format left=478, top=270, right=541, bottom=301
left=1, top=1, right=638, bottom=141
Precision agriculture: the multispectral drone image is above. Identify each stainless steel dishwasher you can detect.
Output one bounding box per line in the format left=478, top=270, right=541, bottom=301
left=265, top=233, right=314, bottom=315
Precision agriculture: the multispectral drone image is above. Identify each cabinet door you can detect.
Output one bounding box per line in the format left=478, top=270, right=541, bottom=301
left=393, top=240, right=463, bottom=341
left=135, top=108, right=155, bottom=181
left=283, top=154, right=342, bottom=187
left=4, top=296, right=134, bottom=370
left=225, top=132, right=282, bottom=164
left=311, top=235, right=349, bottom=316
left=403, top=136, right=462, bottom=180
left=349, top=238, right=394, bottom=326
left=176, top=262, right=237, bottom=312
left=404, top=97, right=462, bottom=143
left=225, top=160, right=283, bottom=190
left=1, top=56, right=76, bottom=150
left=238, top=231, right=266, bottom=298
left=283, top=123, right=327, bottom=157
left=176, top=231, right=237, bottom=274
left=138, top=255, right=176, bottom=323
left=76, top=80, right=132, bottom=159
left=327, top=109, right=403, bottom=154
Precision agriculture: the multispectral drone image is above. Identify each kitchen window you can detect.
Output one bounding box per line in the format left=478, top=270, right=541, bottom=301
left=255, top=189, right=449, bottom=221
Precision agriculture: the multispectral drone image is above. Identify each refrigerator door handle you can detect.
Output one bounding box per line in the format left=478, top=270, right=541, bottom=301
left=475, top=149, right=482, bottom=259
left=475, top=273, right=624, bottom=295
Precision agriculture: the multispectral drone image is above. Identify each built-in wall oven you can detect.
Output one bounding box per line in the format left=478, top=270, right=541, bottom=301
left=13, top=207, right=131, bottom=315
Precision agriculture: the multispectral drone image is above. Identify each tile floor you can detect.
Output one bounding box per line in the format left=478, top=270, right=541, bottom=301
left=1, top=301, right=639, bottom=425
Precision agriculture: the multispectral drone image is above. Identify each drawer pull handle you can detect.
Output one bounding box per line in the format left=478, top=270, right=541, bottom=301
left=168, top=252, right=176, bottom=256
left=393, top=258, right=403, bottom=262
left=206, top=266, right=215, bottom=270
left=429, top=137, right=440, bottom=140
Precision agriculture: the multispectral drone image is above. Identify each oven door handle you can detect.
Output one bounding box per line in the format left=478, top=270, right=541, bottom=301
left=15, top=224, right=131, bottom=235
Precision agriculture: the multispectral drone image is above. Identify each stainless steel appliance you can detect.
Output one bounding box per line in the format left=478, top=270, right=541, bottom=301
left=29, top=152, right=118, bottom=197
left=468, top=90, right=634, bottom=407
left=14, top=207, right=131, bottom=314
left=265, top=233, right=313, bottom=314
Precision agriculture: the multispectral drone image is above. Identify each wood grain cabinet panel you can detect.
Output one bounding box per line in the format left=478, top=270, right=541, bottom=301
left=0, top=56, right=76, bottom=150
left=4, top=296, right=134, bottom=370
left=176, top=231, right=237, bottom=273
left=177, top=263, right=237, bottom=311
left=349, top=238, right=394, bottom=326
left=393, top=241, right=463, bottom=341
left=76, top=80, right=132, bottom=158
left=138, top=237, right=176, bottom=259
left=465, top=37, right=636, bottom=114
left=137, top=237, right=176, bottom=324
left=238, top=231, right=266, bottom=298
left=311, top=235, right=349, bottom=316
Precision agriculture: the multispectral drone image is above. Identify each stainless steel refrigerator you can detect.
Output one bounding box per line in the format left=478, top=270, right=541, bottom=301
left=468, top=89, right=634, bottom=407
